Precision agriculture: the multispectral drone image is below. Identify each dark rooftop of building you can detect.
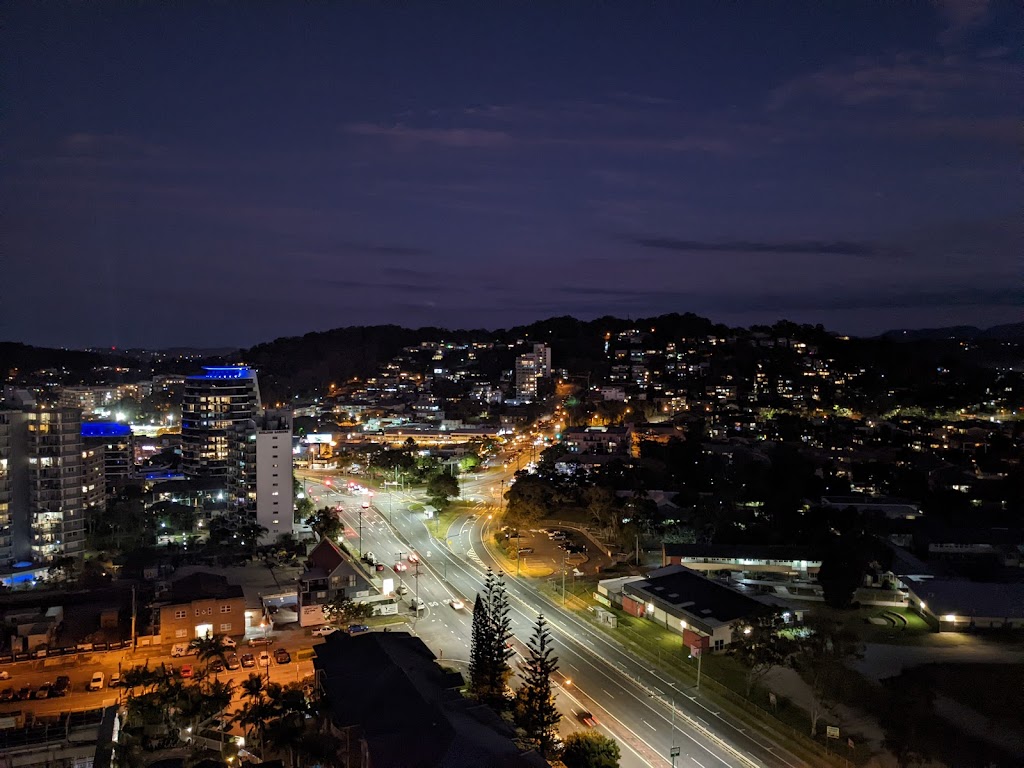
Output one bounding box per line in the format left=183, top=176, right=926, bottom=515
left=314, top=632, right=547, bottom=768
left=169, top=572, right=244, bottom=603
left=624, top=565, right=764, bottom=626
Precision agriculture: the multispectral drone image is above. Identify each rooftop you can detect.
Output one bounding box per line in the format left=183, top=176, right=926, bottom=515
left=314, top=632, right=547, bottom=768
left=664, top=543, right=821, bottom=563
left=169, top=572, right=244, bottom=603
left=624, top=565, right=764, bottom=626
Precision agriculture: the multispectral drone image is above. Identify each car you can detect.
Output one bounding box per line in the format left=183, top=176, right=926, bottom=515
left=34, top=683, right=51, bottom=699
left=226, top=655, right=241, bottom=671
left=394, top=562, right=408, bottom=572
left=180, top=664, right=194, bottom=679
left=16, top=686, right=31, bottom=701
left=210, top=659, right=225, bottom=673
left=517, top=547, right=534, bottom=555
left=347, top=624, right=370, bottom=634
left=88, top=672, right=105, bottom=691
left=108, top=673, right=121, bottom=688
left=577, top=710, right=598, bottom=727
left=257, top=651, right=271, bottom=666
left=0, top=688, right=13, bottom=702
left=53, top=675, right=71, bottom=697
left=449, top=598, right=465, bottom=610
left=396, top=584, right=409, bottom=596
left=274, top=648, right=291, bottom=664
left=375, top=563, right=385, bottom=572
left=0, top=670, right=9, bottom=681
left=248, top=635, right=273, bottom=647
left=311, top=625, right=338, bottom=637
left=171, top=642, right=195, bottom=657
left=219, top=636, right=238, bottom=648
left=361, top=501, right=370, bottom=509
left=362, top=552, right=377, bottom=566
left=407, top=553, right=419, bottom=563
left=240, top=653, right=256, bottom=669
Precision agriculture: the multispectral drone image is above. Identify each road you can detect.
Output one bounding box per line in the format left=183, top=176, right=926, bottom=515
left=305, top=471, right=808, bottom=768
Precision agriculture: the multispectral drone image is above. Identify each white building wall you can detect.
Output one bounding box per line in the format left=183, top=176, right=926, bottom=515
left=256, top=428, right=292, bottom=543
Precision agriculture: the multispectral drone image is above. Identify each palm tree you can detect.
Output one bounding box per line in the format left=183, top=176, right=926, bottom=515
left=189, top=633, right=231, bottom=669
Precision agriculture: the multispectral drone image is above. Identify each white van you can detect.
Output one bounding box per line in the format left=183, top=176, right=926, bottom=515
left=171, top=643, right=194, bottom=657
left=88, top=672, right=105, bottom=691
left=411, top=597, right=425, bottom=611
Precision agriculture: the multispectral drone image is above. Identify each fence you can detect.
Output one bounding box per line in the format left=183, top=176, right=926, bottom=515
left=0, top=639, right=134, bottom=666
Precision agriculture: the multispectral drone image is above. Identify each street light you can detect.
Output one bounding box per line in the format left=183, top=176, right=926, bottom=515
left=259, top=622, right=270, bottom=682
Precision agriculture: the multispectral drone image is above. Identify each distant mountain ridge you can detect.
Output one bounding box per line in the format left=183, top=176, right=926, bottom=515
left=878, top=322, right=1024, bottom=342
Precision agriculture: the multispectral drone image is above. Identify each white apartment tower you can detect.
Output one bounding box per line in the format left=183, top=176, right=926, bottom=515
left=255, top=410, right=293, bottom=544
left=515, top=343, right=552, bottom=402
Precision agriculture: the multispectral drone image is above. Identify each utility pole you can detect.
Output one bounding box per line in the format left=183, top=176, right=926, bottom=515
left=561, top=553, right=567, bottom=606
left=130, top=585, right=137, bottom=652
left=358, top=504, right=364, bottom=556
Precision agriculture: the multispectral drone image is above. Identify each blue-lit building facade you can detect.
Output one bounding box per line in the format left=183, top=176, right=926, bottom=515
left=81, top=421, right=134, bottom=490
left=181, top=366, right=262, bottom=510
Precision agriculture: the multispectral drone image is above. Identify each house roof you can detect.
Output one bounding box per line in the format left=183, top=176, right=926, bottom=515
left=307, top=538, right=346, bottom=574
left=623, top=565, right=763, bottom=627
left=314, top=632, right=548, bottom=768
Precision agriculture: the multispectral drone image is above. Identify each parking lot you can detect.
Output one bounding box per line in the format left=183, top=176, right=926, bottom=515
left=506, top=527, right=596, bottom=578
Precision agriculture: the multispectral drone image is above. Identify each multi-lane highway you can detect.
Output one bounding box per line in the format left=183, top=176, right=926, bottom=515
left=303, top=469, right=809, bottom=768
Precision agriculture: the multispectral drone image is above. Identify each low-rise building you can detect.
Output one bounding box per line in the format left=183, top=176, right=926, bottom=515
left=157, top=571, right=246, bottom=644
left=615, top=565, right=766, bottom=651
left=662, top=543, right=821, bottom=579
left=297, top=539, right=378, bottom=627
left=562, top=425, right=632, bottom=454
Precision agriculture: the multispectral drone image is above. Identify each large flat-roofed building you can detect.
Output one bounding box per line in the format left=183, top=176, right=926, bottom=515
left=662, top=543, right=822, bottom=579
left=617, top=565, right=766, bottom=651
left=81, top=422, right=133, bottom=487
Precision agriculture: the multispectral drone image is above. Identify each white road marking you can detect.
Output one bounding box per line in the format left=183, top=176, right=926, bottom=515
left=643, top=719, right=656, bottom=731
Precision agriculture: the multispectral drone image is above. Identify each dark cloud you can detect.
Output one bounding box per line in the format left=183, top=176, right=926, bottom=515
left=336, top=241, right=433, bottom=258
left=618, top=235, right=889, bottom=258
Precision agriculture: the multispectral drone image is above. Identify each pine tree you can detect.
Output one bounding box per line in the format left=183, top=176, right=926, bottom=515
left=469, top=569, right=515, bottom=710
left=469, top=593, right=489, bottom=700
left=484, top=568, right=514, bottom=710
left=514, top=614, right=561, bottom=755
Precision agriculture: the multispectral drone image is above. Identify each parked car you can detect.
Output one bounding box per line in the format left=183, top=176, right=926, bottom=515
left=108, top=673, right=121, bottom=688
left=219, top=636, right=238, bottom=648
left=257, top=651, right=271, bottom=667
left=180, top=665, right=194, bottom=679
left=311, top=625, right=338, bottom=637
left=171, top=642, right=195, bottom=657
left=518, top=547, right=535, bottom=555
left=53, top=676, right=71, bottom=697
left=0, top=687, right=14, bottom=702
left=347, top=624, right=370, bottom=634
left=240, top=653, right=256, bottom=669
left=274, top=648, right=291, bottom=664
left=34, top=682, right=51, bottom=699
left=226, top=655, right=241, bottom=671
left=248, top=635, right=273, bottom=647
left=88, top=672, right=105, bottom=691
left=16, top=686, right=31, bottom=701
left=210, top=659, right=225, bottom=673
left=0, top=670, right=10, bottom=681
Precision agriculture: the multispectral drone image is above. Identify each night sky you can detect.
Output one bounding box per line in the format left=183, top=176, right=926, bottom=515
left=3, top=2, right=1020, bottom=348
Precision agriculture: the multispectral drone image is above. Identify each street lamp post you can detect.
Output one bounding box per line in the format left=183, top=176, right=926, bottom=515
left=259, top=622, right=270, bottom=682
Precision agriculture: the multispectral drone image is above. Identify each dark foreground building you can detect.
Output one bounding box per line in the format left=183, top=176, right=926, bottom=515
left=314, top=631, right=549, bottom=768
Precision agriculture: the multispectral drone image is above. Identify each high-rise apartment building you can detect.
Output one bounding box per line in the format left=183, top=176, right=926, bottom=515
left=255, top=410, right=293, bottom=543
left=514, top=343, right=552, bottom=402
left=27, top=407, right=86, bottom=562
left=181, top=366, right=261, bottom=482
left=81, top=422, right=134, bottom=488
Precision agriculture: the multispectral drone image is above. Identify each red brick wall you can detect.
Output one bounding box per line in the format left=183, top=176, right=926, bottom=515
left=683, top=628, right=709, bottom=651
left=622, top=595, right=646, bottom=618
